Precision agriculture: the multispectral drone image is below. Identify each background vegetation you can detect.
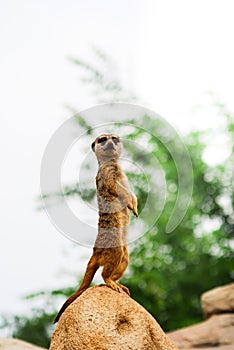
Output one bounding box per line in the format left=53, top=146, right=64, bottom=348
left=1, top=52, right=233, bottom=348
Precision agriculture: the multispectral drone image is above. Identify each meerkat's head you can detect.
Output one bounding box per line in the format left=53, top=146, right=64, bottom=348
left=91, top=134, right=122, bottom=164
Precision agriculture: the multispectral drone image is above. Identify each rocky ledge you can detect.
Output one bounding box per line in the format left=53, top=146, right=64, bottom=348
left=168, top=283, right=234, bottom=350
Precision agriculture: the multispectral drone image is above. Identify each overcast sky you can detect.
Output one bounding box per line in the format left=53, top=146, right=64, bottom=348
left=1, top=0, right=234, bottom=322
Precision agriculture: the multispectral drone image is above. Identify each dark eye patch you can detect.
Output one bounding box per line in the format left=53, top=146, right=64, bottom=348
left=112, top=136, right=120, bottom=144
left=98, top=137, right=108, bottom=144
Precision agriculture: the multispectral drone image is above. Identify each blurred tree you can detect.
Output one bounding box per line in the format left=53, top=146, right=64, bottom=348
left=1, top=49, right=233, bottom=347
left=122, top=116, right=234, bottom=330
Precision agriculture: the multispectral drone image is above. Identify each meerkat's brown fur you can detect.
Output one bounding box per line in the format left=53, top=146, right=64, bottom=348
left=54, top=134, right=138, bottom=323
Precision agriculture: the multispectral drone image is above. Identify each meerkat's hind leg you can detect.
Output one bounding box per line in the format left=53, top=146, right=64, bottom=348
left=102, top=264, right=123, bottom=293
left=102, top=269, right=130, bottom=295
left=108, top=249, right=130, bottom=295
left=111, top=272, right=130, bottom=295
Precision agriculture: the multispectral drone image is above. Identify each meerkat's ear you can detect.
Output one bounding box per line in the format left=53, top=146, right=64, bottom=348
left=91, top=141, right=95, bottom=152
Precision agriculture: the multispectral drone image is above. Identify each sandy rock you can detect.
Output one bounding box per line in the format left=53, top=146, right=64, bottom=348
left=168, top=314, right=234, bottom=349
left=0, top=337, right=46, bottom=350
left=201, top=283, right=234, bottom=319
left=50, top=285, right=178, bottom=350
left=168, top=283, right=234, bottom=350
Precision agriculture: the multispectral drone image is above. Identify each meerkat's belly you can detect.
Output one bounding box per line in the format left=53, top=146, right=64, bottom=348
left=94, top=209, right=130, bottom=249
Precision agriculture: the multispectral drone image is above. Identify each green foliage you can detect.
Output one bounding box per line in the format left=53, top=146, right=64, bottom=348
left=1, top=287, right=78, bottom=348
left=122, top=114, right=234, bottom=330
left=12, top=312, right=53, bottom=349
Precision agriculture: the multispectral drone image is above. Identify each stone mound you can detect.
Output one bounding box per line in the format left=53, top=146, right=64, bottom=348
left=50, top=285, right=178, bottom=350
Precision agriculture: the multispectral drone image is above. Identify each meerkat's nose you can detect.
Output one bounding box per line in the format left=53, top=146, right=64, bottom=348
left=106, top=141, right=115, bottom=150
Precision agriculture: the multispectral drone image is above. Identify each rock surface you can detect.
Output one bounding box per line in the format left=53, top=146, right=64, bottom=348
left=50, top=285, right=178, bottom=350
left=201, top=283, right=234, bottom=319
left=168, top=283, right=234, bottom=350
left=168, top=314, right=234, bottom=350
left=0, top=338, right=46, bottom=350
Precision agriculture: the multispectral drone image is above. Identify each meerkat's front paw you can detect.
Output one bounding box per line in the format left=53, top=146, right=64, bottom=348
left=128, top=193, right=138, bottom=217
left=132, top=194, right=138, bottom=217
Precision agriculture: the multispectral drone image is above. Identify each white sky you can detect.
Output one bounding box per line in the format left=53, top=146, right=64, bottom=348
left=0, top=0, right=234, bottom=322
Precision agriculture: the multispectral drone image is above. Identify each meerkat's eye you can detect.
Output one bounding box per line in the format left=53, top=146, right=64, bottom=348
left=112, top=136, right=120, bottom=145
left=98, top=137, right=107, bottom=144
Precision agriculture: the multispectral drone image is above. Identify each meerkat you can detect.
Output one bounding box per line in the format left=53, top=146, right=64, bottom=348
left=54, top=134, right=138, bottom=323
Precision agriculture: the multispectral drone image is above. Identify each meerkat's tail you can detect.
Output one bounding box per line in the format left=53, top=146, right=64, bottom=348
left=54, top=258, right=99, bottom=323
